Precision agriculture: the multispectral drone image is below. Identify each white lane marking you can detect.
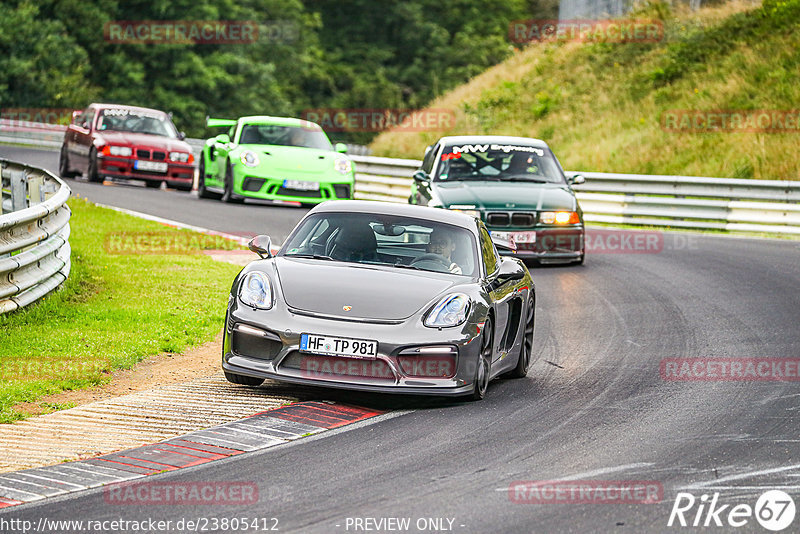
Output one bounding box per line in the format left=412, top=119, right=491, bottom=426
left=682, top=463, right=800, bottom=490
left=687, top=486, right=800, bottom=491
left=493, top=462, right=654, bottom=492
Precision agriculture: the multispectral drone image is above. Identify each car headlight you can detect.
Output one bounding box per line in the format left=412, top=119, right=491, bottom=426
left=334, top=156, right=352, bottom=175
left=240, top=150, right=260, bottom=167
left=540, top=211, right=580, bottom=225
left=108, top=145, right=132, bottom=157
left=424, top=293, right=470, bottom=328
left=169, top=151, right=191, bottom=163
left=455, top=209, right=480, bottom=218
left=238, top=272, right=273, bottom=310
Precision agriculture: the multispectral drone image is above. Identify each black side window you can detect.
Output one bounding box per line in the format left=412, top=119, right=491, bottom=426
left=479, top=227, right=499, bottom=275
left=84, top=110, right=95, bottom=129
left=421, top=144, right=439, bottom=174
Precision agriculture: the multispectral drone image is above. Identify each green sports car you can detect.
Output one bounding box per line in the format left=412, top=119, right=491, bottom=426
left=198, top=116, right=355, bottom=204
left=409, top=135, right=586, bottom=265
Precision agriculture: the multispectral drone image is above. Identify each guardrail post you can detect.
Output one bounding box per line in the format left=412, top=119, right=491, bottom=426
left=11, top=169, right=27, bottom=211
left=27, top=172, right=44, bottom=205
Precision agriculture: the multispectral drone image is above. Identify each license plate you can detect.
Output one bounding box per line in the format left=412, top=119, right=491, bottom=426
left=283, top=179, right=319, bottom=191
left=300, top=333, right=378, bottom=360
left=134, top=160, right=168, bottom=173
left=492, top=231, right=537, bottom=244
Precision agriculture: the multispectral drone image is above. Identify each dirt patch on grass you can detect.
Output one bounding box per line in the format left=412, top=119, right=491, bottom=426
left=12, top=331, right=224, bottom=417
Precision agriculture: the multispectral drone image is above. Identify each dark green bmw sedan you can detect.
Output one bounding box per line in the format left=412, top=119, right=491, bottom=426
left=409, top=136, right=586, bottom=265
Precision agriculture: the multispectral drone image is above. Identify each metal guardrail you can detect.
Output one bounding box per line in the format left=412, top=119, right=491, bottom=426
left=1, top=123, right=798, bottom=234
left=0, top=120, right=371, bottom=158
left=0, top=159, right=72, bottom=313
left=349, top=155, right=800, bottom=235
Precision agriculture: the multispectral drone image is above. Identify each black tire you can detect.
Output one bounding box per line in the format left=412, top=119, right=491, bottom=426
left=469, top=317, right=493, bottom=401
left=224, top=371, right=264, bottom=386
left=87, top=148, right=103, bottom=183
left=509, top=297, right=535, bottom=378
left=59, top=145, right=76, bottom=178
left=197, top=157, right=222, bottom=199
left=221, top=162, right=236, bottom=203
left=145, top=180, right=162, bottom=189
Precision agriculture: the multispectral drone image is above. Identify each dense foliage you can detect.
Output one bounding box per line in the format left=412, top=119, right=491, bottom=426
left=0, top=0, right=555, bottom=140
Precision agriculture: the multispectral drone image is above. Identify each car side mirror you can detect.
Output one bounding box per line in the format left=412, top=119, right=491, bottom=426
left=335, top=142, right=348, bottom=153
left=412, top=170, right=429, bottom=184
left=248, top=235, right=273, bottom=259
left=178, top=131, right=186, bottom=140
left=81, top=121, right=90, bottom=130
left=568, top=174, right=585, bottom=185
left=215, top=133, right=231, bottom=144
left=492, top=258, right=525, bottom=288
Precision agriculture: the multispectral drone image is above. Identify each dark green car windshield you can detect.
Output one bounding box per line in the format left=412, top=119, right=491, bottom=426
left=435, top=145, right=566, bottom=184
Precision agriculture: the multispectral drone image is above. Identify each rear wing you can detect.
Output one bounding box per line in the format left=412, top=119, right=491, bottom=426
left=206, top=117, right=237, bottom=128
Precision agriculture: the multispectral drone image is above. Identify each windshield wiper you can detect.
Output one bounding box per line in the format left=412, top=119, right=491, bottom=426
left=286, top=253, right=339, bottom=261
left=505, top=178, right=550, bottom=183
left=387, top=263, right=425, bottom=271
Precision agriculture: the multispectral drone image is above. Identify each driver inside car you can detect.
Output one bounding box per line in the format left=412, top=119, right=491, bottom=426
left=427, top=230, right=462, bottom=274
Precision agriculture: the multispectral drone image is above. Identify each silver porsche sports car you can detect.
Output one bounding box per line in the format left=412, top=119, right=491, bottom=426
left=222, top=200, right=535, bottom=400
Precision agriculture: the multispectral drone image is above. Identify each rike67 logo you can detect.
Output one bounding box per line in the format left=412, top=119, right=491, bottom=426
left=668, top=490, right=796, bottom=531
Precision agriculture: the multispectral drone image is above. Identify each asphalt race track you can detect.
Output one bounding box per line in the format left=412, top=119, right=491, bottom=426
left=0, top=145, right=308, bottom=243
left=2, top=144, right=800, bottom=532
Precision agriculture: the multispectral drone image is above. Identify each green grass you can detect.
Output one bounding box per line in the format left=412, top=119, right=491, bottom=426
left=0, top=198, right=244, bottom=423
left=371, top=0, right=800, bottom=181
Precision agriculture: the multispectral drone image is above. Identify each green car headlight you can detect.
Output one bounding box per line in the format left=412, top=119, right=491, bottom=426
left=424, top=293, right=470, bottom=328
left=334, top=156, right=352, bottom=175
left=238, top=272, right=273, bottom=310
left=240, top=150, right=260, bottom=167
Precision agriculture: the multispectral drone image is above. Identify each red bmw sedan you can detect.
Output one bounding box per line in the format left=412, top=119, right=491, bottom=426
left=59, top=103, right=196, bottom=191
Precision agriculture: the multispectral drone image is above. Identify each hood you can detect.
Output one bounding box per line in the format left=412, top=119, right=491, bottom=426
left=434, top=181, right=577, bottom=212
left=97, top=131, right=192, bottom=152
left=274, top=258, right=457, bottom=321
left=237, top=145, right=345, bottom=178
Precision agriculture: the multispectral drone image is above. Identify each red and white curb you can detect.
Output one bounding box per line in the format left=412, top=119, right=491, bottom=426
left=0, top=401, right=383, bottom=509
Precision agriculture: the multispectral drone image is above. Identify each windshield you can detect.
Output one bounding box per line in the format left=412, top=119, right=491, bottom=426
left=281, top=212, right=478, bottom=277
left=97, top=108, right=178, bottom=138
left=435, top=143, right=566, bottom=184
left=239, top=124, right=333, bottom=150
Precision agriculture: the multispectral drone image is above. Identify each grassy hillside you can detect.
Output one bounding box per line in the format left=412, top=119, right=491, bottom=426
left=371, top=0, right=800, bottom=180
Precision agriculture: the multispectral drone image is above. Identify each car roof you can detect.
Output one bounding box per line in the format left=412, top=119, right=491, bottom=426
left=90, top=103, right=169, bottom=116
left=238, top=116, right=322, bottom=129
left=436, top=135, right=549, bottom=149
left=308, top=200, right=479, bottom=231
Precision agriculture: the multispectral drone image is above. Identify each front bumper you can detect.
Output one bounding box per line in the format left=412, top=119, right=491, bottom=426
left=98, top=155, right=195, bottom=183
left=494, top=226, right=584, bottom=263
left=222, top=302, right=482, bottom=396
left=232, top=169, right=354, bottom=204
